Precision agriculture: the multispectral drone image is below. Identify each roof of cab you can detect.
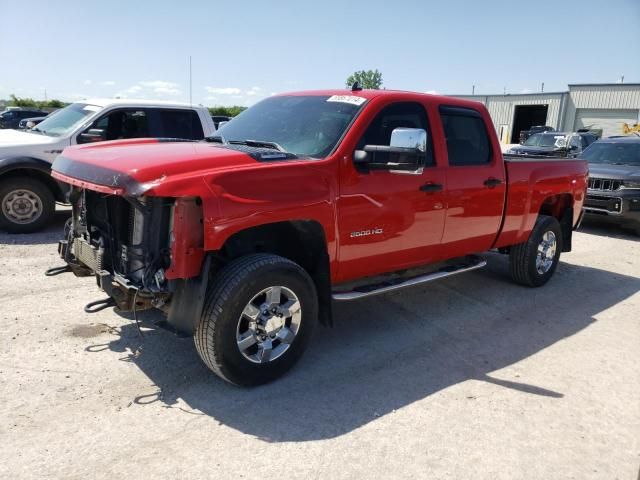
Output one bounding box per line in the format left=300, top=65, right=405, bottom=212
left=74, top=98, right=202, bottom=109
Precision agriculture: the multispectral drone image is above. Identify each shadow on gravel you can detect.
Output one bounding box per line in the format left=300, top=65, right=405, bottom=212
left=579, top=217, right=639, bottom=240
left=0, top=208, right=70, bottom=245
left=85, top=254, right=640, bottom=442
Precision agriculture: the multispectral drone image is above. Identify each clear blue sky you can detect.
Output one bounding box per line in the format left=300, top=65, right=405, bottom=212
left=1, top=0, right=639, bottom=106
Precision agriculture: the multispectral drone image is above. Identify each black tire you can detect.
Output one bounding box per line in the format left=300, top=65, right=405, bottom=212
left=0, top=176, right=55, bottom=234
left=509, top=215, right=563, bottom=287
left=195, top=253, right=318, bottom=386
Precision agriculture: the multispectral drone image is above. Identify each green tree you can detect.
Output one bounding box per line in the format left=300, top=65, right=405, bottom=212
left=9, top=94, right=37, bottom=107
left=208, top=106, right=247, bottom=117
left=7, top=94, right=68, bottom=110
left=345, top=69, right=383, bottom=89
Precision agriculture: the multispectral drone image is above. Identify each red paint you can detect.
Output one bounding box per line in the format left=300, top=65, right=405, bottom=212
left=165, top=198, right=205, bottom=280
left=52, top=89, right=587, bottom=283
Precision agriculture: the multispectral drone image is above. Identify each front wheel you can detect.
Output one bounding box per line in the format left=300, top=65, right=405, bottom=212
left=0, top=177, right=55, bottom=233
left=509, top=215, right=563, bottom=287
left=195, top=254, right=318, bottom=386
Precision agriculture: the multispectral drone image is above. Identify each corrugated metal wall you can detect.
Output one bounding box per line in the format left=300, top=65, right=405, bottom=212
left=562, top=85, right=640, bottom=131
left=452, top=93, right=564, bottom=138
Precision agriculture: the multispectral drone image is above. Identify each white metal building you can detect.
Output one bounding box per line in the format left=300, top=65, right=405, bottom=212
left=452, top=83, right=640, bottom=143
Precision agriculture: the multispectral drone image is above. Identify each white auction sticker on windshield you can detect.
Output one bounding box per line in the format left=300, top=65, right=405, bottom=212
left=326, top=95, right=366, bottom=106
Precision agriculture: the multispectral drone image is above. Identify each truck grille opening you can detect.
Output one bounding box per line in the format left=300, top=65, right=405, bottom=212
left=588, top=178, right=621, bottom=191
left=73, top=190, right=172, bottom=288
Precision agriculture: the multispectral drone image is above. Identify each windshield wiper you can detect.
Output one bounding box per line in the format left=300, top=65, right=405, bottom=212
left=229, top=139, right=287, bottom=153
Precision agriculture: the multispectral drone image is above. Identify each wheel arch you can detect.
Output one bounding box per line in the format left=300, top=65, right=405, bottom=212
left=217, top=220, right=333, bottom=326
left=166, top=219, right=333, bottom=336
left=538, top=193, right=574, bottom=252
left=0, top=157, right=67, bottom=202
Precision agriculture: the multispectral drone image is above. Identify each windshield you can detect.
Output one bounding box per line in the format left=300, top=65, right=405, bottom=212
left=34, top=103, right=100, bottom=137
left=215, top=95, right=366, bottom=158
left=581, top=142, right=640, bottom=165
left=524, top=133, right=568, bottom=148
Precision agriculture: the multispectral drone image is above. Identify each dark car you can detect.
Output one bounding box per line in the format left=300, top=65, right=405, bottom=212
left=211, top=115, right=231, bottom=129
left=509, top=131, right=599, bottom=158
left=0, top=109, right=48, bottom=129
left=519, top=125, right=554, bottom=144
left=17, top=115, right=47, bottom=130
left=580, top=137, right=640, bottom=236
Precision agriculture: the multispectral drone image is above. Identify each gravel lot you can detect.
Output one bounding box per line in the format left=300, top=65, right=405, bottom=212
left=1, top=209, right=639, bottom=480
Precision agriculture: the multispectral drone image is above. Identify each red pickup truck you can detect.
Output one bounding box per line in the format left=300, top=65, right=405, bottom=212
left=50, top=88, right=587, bottom=385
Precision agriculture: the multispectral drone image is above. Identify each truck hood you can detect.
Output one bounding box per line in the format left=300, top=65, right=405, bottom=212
left=588, top=163, right=640, bottom=180
left=51, top=138, right=262, bottom=195
left=0, top=129, right=60, bottom=148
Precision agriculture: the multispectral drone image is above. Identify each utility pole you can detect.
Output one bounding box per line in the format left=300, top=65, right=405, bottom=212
left=621, top=74, right=624, bottom=84
left=44, top=88, right=47, bottom=102
left=189, top=56, right=193, bottom=106
left=472, top=85, right=475, bottom=95
left=541, top=82, right=544, bottom=93
left=503, top=86, right=506, bottom=95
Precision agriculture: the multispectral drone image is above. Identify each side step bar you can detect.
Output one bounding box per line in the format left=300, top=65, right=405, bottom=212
left=332, top=255, right=487, bottom=301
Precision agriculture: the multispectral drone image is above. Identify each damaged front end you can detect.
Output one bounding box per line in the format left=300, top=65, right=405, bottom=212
left=59, top=188, right=174, bottom=311
left=57, top=187, right=207, bottom=334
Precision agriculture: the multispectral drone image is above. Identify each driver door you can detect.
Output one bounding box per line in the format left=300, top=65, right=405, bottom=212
left=336, top=101, right=447, bottom=282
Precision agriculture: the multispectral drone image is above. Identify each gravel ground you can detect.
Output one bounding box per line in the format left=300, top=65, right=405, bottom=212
left=0, top=210, right=639, bottom=480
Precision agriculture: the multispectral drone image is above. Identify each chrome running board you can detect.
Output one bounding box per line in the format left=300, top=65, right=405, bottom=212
left=331, top=255, right=487, bottom=301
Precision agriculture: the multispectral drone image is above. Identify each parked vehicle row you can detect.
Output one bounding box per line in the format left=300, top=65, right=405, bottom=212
left=518, top=125, right=555, bottom=144
left=0, top=108, right=49, bottom=129
left=18, top=115, right=49, bottom=130
left=48, top=88, right=588, bottom=386
left=0, top=99, right=216, bottom=233
left=508, top=131, right=599, bottom=158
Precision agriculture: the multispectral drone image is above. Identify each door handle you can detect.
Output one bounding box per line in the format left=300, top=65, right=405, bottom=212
left=419, top=182, right=443, bottom=193
left=483, top=177, right=502, bottom=188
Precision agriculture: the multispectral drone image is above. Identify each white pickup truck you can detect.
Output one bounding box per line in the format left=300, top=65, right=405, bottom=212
left=0, top=99, right=215, bottom=233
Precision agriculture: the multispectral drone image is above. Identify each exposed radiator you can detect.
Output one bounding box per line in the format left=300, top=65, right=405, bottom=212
left=73, top=238, right=104, bottom=273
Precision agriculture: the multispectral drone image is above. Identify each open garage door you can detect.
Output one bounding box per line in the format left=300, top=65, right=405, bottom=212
left=573, top=108, right=639, bottom=137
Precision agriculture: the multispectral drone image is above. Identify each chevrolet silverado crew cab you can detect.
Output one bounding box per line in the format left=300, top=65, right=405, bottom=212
left=49, top=88, right=587, bottom=386
left=0, top=99, right=215, bottom=233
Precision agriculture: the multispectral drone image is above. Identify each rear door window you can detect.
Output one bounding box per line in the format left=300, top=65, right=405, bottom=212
left=155, top=109, right=204, bottom=140
left=439, top=106, right=492, bottom=166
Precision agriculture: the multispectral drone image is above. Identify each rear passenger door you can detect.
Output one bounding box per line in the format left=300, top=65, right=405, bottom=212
left=439, top=105, right=506, bottom=257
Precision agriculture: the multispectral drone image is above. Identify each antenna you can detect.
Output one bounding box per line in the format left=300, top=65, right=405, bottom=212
left=189, top=56, right=193, bottom=106
left=541, top=82, right=544, bottom=93
left=472, top=85, right=475, bottom=95
left=351, top=81, right=362, bottom=91
left=621, top=74, right=624, bottom=84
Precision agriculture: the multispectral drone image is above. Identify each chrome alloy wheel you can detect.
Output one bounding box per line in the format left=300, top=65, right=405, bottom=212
left=236, top=286, right=302, bottom=364
left=2, top=189, right=43, bottom=224
left=535, top=231, right=557, bottom=274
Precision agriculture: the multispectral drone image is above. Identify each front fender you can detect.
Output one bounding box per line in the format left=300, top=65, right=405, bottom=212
left=0, top=156, right=52, bottom=176
left=0, top=156, right=69, bottom=201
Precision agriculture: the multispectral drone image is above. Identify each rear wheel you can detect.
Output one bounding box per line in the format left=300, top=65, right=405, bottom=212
left=195, top=254, right=318, bottom=386
left=0, top=177, right=55, bottom=233
left=509, top=215, right=562, bottom=287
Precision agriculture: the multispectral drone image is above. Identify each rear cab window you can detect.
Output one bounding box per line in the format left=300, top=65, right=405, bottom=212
left=439, top=106, right=492, bottom=166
